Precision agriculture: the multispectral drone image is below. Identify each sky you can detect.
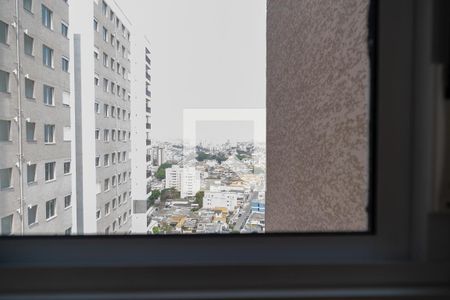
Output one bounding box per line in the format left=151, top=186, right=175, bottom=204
left=114, top=0, right=266, bottom=143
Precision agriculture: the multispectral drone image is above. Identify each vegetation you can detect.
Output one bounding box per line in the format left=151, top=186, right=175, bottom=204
left=155, top=162, right=172, bottom=180
left=147, top=189, right=161, bottom=207
left=196, top=151, right=228, bottom=164
left=194, top=191, right=204, bottom=208
left=152, top=226, right=160, bottom=234
left=161, top=187, right=180, bottom=201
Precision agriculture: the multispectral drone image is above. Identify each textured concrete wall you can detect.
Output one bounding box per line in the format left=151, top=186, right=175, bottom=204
left=266, top=0, right=370, bottom=232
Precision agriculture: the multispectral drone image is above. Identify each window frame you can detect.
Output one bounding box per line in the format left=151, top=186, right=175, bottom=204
left=0, top=1, right=449, bottom=298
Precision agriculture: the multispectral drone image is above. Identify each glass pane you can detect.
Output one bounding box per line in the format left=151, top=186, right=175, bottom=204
left=0, top=0, right=371, bottom=235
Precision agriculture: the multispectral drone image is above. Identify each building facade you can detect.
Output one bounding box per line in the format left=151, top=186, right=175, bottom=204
left=71, top=0, right=132, bottom=234
left=130, top=35, right=152, bottom=234
left=0, top=0, right=72, bottom=235
left=165, top=166, right=201, bottom=198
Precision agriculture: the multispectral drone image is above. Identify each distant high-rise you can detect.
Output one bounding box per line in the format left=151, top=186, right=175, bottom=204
left=130, top=35, right=152, bottom=234
left=0, top=0, right=72, bottom=235
left=70, top=0, right=132, bottom=234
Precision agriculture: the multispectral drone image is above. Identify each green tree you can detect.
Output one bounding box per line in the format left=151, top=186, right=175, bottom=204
left=195, top=191, right=204, bottom=208
left=152, top=226, right=160, bottom=234
left=147, top=189, right=161, bottom=207
left=155, top=163, right=173, bottom=180
left=161, top=187, right=180, bottom=200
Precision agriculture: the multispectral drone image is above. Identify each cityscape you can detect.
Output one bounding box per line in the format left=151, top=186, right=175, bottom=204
left=0, top=0, right=265, bottom=235
left=143, top=140, right=266, bottom=234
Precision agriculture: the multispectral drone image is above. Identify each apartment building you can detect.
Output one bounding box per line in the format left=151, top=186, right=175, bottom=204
left=0, top=0, right=72, bottom=235
left=71, top=0, right=132, bottom=234
left=130, top=36, right=151, bottom=233
left=165, top=166, right=201, bottom=198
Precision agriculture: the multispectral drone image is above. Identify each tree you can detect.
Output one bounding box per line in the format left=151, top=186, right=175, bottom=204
left=147, top=189, right=161, bottom=207
left=195, top=191, right=204, bottom=208
left=155, top=163, right=172, bottom=180
left=161, top=187, right=180, bottom=201
left=152, top=226, right=160, bottom=234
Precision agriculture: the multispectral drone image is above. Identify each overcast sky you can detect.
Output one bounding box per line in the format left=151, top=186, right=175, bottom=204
left=114, top=0, right=266, bottom=143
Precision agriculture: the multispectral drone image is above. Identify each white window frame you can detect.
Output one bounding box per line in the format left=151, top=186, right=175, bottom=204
left=0, top=3, right=449, bottom=299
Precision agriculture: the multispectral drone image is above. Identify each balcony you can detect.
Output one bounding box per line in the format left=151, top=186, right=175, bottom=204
left=146, top=107, right=151, bottom=114
left=146, top=139, right=151, bottom=146
left=146, top=155, right=151, bottom=162
left=146, top=123, right=151, bottom=129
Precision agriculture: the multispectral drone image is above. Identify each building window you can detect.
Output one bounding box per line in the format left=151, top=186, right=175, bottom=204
left=103, top=129, right=109, bottom=142
left=112, top=175, right=116, bottom=186
left=93, top=18, right=98, bottom=31
left=111, top=82, right=115, bottom=94
left=96, top=182, right=101, bottom=194
left=102, top=1, right=108, bottom=16
left=1, top=214, right=13, bottom=235
left=44, top=124, right=55, bottom=144
left=95, top=156, right=100, bottom=167
left=112, top=198, right=117, bottom=209
left=95, top=129, right=100, bottom=140
left=103, top=153, right=109, bottom=166
left=26, top=121, right=36, bottom=142
left=94, top=46, right=99, bottom=60
left=0, top=120, right=11, bottom=141
left=103, top=78, right=109, bottom=92
left=94, top=74, right=99, bottom=86
left=27, top=205, right=38, bottom=226
left=103, top=52, right=108, bottom=67
left=23, top=0, right=32, bottom=12
left=45, top=199, right=56, bottom=220
left=65, top=227, right=71, bottom=235
left=0, top=20, right=8, bottom=45
left=104, top=104, right=109, bottom=117
left=62, top=57, right=69, bottom=72
left=0, top=168, right=12, bottom=189
left=24, top=34, right=34, bottom=56
left=63, top=161, right=71, bottom=175
left=41, top=5, right=53, bottom=29
left=111, top=58, right=115, bottom=71
left=64, top=195, right=71, bottom=208
left=110, top=34, right=115, bottom=47
left=0, top=70, right=9, bottom=93
left=111, top=106, right=115, bottom=118
left=25, top=78, right=35, bottom=99
left=62, top=91, right=70, bottom=106
left=111, top=130, right=116, bottom=142
left=96, top=210, right=101, bottom=220
left=117, top=108, right=121, bottom=119
left=27, top=163, right=36, bottom=184
left=104, top=178, right=110, bottom=192
left=44, top=162, right=55, bottom=181
left=42, top=45, right=54, bottom=68
left=95, top=102, right=100, bottom=114
left=43, top=84, right=54, bottom=105
left=105, top=202, right=110, bottom=216
left=63, top=126, right=71, bottom=141
left=102, top=27, right=108, bottom=42
left=112, top=221, right=117, bottom=232
left=61, top=22, right=68, bottom=38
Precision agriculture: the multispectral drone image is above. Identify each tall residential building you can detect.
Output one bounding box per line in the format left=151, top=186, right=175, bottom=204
left=153, top=146, right=166, bottom=167
left=0, top=0, right=72, bottom=235
left=130, top=36, right=152, bottom=234
left=71, top=0, right=132, bottom=234
left=165, top=166, right=201, bottom=198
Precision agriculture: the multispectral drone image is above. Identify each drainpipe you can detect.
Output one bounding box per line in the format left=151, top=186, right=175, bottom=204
left=13, top=0, right=25, bottom=235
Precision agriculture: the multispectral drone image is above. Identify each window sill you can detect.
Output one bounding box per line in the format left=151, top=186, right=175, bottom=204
left=26, top=96, right=36, bottom=101
left=45, top=179, right=56, bottom=184
left=64, top=206, right=72, bottom=210
left=0, top=186, right=13, bottom=192
left=27, top=181, right=38, bottom=186
left=44, top=142, right=56, bottom=145
left=44, top=104, right=56, bottom=107
left=28, top=221, right=39, bottom=228
left=45, top=215, right=57, bottom=222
